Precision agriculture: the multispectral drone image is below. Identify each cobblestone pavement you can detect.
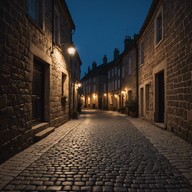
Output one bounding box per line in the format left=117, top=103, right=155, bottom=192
left=0, top=110, right=192, bottom=191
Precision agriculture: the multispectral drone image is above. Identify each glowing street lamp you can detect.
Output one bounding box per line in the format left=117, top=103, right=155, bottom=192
left=67, top=46, right=76, bottom=56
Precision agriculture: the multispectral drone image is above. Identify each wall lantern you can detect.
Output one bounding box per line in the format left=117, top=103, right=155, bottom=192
left=77, top=83, right=81, bottom=88
left=104, top=93, right=107, bottom=97
left=121, top=90, right=126, bottom=97
left=67, top=46, right=76, bottom=56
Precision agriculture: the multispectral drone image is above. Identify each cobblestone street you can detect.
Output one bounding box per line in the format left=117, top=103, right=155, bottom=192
left=0, top=110, right=192, bottom=191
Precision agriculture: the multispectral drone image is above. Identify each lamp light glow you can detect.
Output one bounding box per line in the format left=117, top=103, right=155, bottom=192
left=68, top=46, right=76, bottom=56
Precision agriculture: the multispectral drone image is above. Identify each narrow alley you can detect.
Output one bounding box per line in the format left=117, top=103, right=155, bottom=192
left=0, top=110, right=192, bottom=191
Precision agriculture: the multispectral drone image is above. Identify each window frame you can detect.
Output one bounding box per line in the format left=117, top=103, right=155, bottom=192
left=154, top=7, right=163, bottom=47
left=140, top=42, right=144, bottom=66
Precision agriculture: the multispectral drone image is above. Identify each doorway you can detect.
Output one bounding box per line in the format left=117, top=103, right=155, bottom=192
left=154, top=70, right=165, bottom=123
left=32, top=59, right=45, bottom=125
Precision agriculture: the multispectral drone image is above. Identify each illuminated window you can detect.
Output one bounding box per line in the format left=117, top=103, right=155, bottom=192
left=28, top=0, right=44, bottom=29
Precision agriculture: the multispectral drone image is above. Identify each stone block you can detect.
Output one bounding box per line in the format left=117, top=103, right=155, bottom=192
left=0, top=94, right=7, bottom=108
left=187, top=131, right=192, bottom=144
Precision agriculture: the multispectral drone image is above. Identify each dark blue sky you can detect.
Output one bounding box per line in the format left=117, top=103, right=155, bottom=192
left=66, top=0, right=152, bottom=78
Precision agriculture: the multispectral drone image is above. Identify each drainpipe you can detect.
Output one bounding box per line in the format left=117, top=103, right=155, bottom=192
left=136, top=42, right=139, bottom=116
left=51, top=0, right=54, bottom=54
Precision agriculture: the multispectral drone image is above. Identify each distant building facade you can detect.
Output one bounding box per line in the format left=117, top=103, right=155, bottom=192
left=0, top=0, right=80, bottom=163
left=81, top=61, right=109, bottom=109
left=81, top=38, right=136, bottom=111
left=121, top=37, right=137, bottom=108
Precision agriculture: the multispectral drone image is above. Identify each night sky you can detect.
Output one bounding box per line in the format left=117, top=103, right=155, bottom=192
left=66, top=0, right=153, bottom=78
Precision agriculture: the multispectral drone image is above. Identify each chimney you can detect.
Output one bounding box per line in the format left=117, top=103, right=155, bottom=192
left=114, top=48, right=119, bottom=60
left=88, top=66, right=90, bottom=73
left=103, top=55, right=107, bottom=65
left=92, top=61, right=97, bottom=70
left=124, top=35, right=134, bottom=50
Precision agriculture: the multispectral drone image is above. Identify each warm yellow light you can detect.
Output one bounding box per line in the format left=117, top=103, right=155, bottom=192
left=78, top=83, right=81, bottom=88
left=104, top=93, right=107, bottom=97
left=68, top=46, right=76, bottom=56
left=93, top=93, right=96, bottom=99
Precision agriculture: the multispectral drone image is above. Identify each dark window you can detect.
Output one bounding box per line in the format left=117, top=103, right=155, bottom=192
left=140, top=42, right=144, bottom=64
left=156, top=11, right=163, bottom=44
left=28, top=0, right=44, bottom=28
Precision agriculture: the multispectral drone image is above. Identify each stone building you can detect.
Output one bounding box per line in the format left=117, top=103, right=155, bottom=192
left=121, top=36, right=137, bottom=109
left=0, top=0, right=79, bottom=163
left=107, top=49, right=121, bottom=111
left=81, top=37, right=136, bottom=111
left=137, top=0, right=192, bottom=143
left=81, top=61, right=109, bottom=109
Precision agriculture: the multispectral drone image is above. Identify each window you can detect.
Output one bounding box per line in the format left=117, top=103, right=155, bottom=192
left=155, top=9, right=163, bottom=45
left=122, top=66, right=125, bottom=79
left=28, top=0, right=44, bottom=29
left=140, top=42, right=144, bottom=65
left=118, top=80, right=120, bottom=89
left=118, top=68, right=120, bottom=77
left=108, top=71, right=110, bottom=79
left=115, top=67, right=117, bottom=75
left=111, top=81, right=114, bottom=91
left=109, top=82, right=111, bottom=91
left=115, top=80, right=117, bottom=90
left=128, top=57, right=132, bottom=75
left=93, top=85, right=96, bottom=92
left=54, top=7, right=60, bottom=44
left=145, top=84, right=150, bottom=110
left=104, top=84, right=106, bottom=92
left=112, top=69, right=114, bottom=77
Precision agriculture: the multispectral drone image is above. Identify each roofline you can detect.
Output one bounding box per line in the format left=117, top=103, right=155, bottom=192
left=62, top=0, right=75, bottom=31
left=137, top=0, right=160, bottom=40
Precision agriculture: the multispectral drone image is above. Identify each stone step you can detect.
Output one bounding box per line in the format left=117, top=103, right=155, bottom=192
left=35, top=127, right=55, bottom=142
left=32, top=122, right=49, bottom=134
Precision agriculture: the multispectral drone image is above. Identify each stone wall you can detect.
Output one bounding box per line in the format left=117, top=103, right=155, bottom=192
left=137, top=0, right=192, bottom=143
left=121, top=47, right=137, bottom=100
left=164, top=0, right=192, bottom=142
left=0, top=0, right=72, bottom=163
